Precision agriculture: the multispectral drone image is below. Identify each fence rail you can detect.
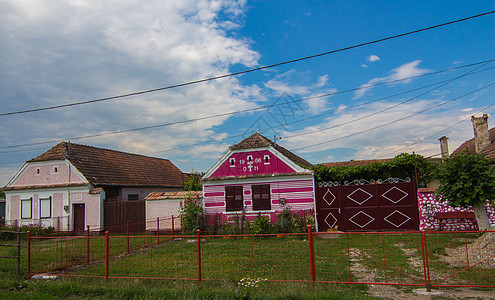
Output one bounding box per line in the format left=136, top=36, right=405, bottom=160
left=27, top=228, right=495, bottom=289
left=0, top=230, right=25, bottom=276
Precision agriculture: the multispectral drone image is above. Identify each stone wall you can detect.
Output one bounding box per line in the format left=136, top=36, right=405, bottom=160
left=418, top=189, right=495, bottom=231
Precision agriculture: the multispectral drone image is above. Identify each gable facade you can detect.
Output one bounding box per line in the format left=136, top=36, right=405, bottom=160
left=3, top=142, right=187, bottom=231
left=202, top=133, right=315, bottom=224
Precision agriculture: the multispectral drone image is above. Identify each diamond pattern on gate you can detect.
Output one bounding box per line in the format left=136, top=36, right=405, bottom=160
left=347, top=188, right=373, bottom=205
left=349, top=211, right=375, bottom=228
left=382, top=186, right=408, bottom=204
left=323, top=189, right=336, bottom=206
left=384, top=210, right=411, bottom=228
left=324, top=212, right=338, bottom=228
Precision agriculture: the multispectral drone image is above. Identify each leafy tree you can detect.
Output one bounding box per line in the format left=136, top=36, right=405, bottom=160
left=436, top=152, right=495, bottom=230
left=183, top=172, right=203, bottom=191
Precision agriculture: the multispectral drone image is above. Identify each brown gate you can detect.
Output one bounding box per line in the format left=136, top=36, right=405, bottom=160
left=104, top=200, right=145, bottom=233
left=316, top=178, right=419, bottom=232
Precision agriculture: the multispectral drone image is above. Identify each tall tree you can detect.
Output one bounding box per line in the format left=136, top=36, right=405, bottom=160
left=436, top=152, right=495, bottom=230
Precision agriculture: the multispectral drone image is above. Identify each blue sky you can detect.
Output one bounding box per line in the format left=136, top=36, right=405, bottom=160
left=1, top=0, right=494, bottom=186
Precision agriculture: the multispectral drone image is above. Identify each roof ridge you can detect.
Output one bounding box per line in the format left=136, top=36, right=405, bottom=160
left=64, top=142, right=172, bottom=162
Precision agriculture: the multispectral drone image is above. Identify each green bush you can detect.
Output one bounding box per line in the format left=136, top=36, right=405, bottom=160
left=275, top=208, right=315, bottom=233
left=0, top=224, right=55, bottom=241
left=250, top=213, right=273, bottom=234
left=179, top=198, right=204, bottom=235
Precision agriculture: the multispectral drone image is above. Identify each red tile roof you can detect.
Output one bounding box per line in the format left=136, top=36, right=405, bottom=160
left=321, top=158, right=392, bottom=168
left=451, top=127, right=495, bottom=160
left=27, top=142, right=186, bottom=188
left=145, top=191, right=202, bottom=200
left=230, top=133, right=313, bottom=169
left=3, top=183, right=87, bottom=191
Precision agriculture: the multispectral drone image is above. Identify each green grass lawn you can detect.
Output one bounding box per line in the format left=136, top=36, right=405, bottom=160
left=1, top=231, right=494, bottom=299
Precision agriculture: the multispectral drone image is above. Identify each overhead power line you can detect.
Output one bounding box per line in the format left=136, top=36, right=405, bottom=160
left=148, top=64, right=494, bottom=155
left=284, top=60, right=493, bottom=140
left=378, top=102, right=495, bottom=158
left=289, top=82, right=495, bottom=151
left=1, top=61, right=493, bottom=151
left=1, top=10, right=494, bottom=117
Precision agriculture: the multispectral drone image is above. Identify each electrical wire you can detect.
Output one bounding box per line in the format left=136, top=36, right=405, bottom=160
left=378, top=102, right=495, bottom=158
left=289, top=82, right=495, bottom=151
left=284, top=60, right=493, bottom=140
left=1, top=60, right=493, bottom=151
left=146, top=66, right=493, bottom=155
left=1, top=11, right=493, bottom=117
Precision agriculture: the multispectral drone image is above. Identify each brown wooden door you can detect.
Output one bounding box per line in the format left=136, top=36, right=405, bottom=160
left=73, top=204, right=85, bottom=232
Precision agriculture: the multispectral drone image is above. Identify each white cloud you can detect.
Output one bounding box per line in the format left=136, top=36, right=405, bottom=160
left=280, top=99, right=474, bottom=161
left=353, top=60, right=431, bottom=99
left=264, top=71, right=336, bottom=114
left=367, top=55, right=380, bottom=62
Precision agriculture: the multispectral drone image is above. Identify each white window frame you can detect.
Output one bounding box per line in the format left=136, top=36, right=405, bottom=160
left=21, top=198, right=32, bottom=219
left=39, top=197, right=51, bottom=219
left=229, top=158, right=236, bottom=167
left=264, top=155, right=270, bottom=165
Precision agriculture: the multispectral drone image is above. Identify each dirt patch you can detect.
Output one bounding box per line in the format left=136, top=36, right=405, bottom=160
left=348, top=246, right=495, bottom=299
left=444, top=232, right=495, bottom=269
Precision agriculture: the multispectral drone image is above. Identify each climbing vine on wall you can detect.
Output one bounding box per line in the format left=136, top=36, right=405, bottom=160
left=313, top=153, right=438, bottom=187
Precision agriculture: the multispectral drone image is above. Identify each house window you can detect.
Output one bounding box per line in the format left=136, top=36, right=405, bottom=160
left=36, top=168, right=40, bottom=175
left=247, top=155, right=253, bottom=163
left=229, top=158, right=235, bottom=167
left=264, top=155, right=270, bottom=164
left=252, top=184, right=271, bottom=211
left=21, top=198, right=32, bottom=219
left=128, top=194, right=139, bottom=201
left=225, top=186, right=243, bottom=212
left=39, top=197, right=51, bottom=219
left=54, top=167, right=58, bottom=174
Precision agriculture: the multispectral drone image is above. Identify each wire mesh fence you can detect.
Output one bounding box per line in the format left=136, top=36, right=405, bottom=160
left=27, top=228, right=495, bottom=288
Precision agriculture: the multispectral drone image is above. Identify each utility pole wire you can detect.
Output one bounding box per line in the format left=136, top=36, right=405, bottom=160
left=1, top=10, right=493, bottom=117
left=1, top=61, right=493, bottom=151
left=290, top=82, right=495, bottom=151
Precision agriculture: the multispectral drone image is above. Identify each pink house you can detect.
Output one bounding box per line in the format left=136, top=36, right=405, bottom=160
left=202, top=133, right=315, bottom=224
left=3, top=142, right=187, bottom=232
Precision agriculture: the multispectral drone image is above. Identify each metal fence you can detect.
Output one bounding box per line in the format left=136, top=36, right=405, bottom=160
left=27, top=228, right=495, bottom=289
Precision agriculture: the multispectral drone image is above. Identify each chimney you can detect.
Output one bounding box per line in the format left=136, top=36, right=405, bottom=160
left=439, top=136, right=449, bottom=160
left=471, top=114, right=491, bottom=153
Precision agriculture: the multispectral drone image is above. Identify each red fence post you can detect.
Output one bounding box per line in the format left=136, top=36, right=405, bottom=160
left=307, top=225, right=316, bottom=285
left=420, top=231, right=432, bottom=292
left=126, top=220, right=130, bottom=252
left=27, top=231, right=31, bottom=279
left=156, top=217, right=160, bottom=244
left=105, top=231, right=109, bottom=281
left=464, top=232, right=472, bottom=286
left=197, top=229, right=201, bottom=284
left=86, top=225, right=90, bottom=265
left=172, top=215, right=175, bottom=240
